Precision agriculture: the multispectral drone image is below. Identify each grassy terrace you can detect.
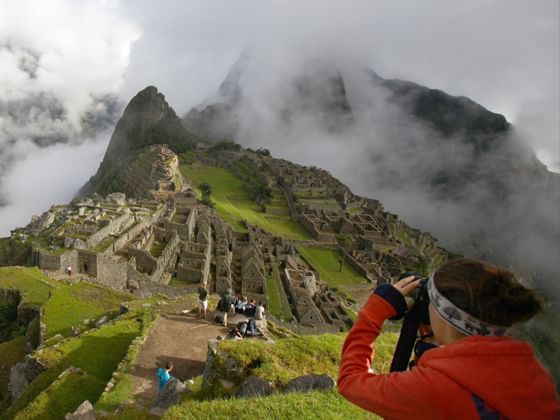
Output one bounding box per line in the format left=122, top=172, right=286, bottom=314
left=180, top=162, right=310, bottom=240
left=165, top=390, right=379, bottom=420
left=0, top=337, right=27, bottom=406
left=5, top=315, right=142, bottom=419
left=166, top=332, right=398, bottom=419
left=266, top=263, right=293, bottom=321
left=42, top=282, right=133, bottom=339
left=0, top=267, right=57, bottom=306
left=296, top=246, right=369, bottom=287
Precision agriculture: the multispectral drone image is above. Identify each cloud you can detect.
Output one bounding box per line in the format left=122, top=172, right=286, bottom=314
left=0, top=139, right=109, bottom=235
left=0, top=0, right=140, bottom=234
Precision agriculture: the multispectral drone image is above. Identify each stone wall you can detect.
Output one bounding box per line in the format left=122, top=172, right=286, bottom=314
left=86, top=212, right=133, bottom=248
left=128, top=247, right=157, bottom=275
left=110, top=220, right=147, bottom=253
left=343, top=251, right=375, bottom=283
left=77, top=251, right=98, bottom=276
left=96, top=254, right=128, bottom=290
left=32, top=248, right=61, bottom=271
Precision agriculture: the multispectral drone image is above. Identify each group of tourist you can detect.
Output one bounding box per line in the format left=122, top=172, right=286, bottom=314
left=157, top=285, right=266, bottom=394
left=216, top=289, right=266, bottom=327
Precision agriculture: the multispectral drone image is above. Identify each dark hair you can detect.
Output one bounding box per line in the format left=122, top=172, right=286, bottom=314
left=434, top=259, right=543, bottom=326
left=165, top=361, right=173, bottom=370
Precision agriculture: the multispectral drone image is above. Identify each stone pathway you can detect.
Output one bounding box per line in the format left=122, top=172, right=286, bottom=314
left=130, top=312, right=227, bottom=404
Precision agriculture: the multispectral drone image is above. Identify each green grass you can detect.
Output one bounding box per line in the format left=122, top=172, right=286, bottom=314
left=14, top=369, right=104, bottom=420
left=165, top=390, right=379, bottom=419
left=150, top=241, right=166, bottom=258
left=0, top=337, right=27, bottom=402
left=95, top=310, right=158, bottom=412
left=296, top=247, right=369, bottom=287
left=42, top=282, right=133, bottom=338
left=93, top=236, right=115, bottom=253
left=216, top=332, right=398, bottom=386
left=266, top=264, right=293, bottom=321
left=181, top=163, right=310, bottom=240
left=0, top=267, right=57, bottom=306
left=4, top=316, right=142, bottom=419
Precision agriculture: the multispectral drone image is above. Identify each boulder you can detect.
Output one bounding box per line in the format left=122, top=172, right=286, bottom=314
left=284, top=374, right=335, bottom=393
left=237, top=375, right=272, bottom=398
left=107, top=192, right=126, bottom=205
left=9, top=356, right=48, bottom=399
left=65, top=400, right=96, bottom=420
left=153, top=377, right=186, bottom=410
left=95, top=315, right=108, bottom=328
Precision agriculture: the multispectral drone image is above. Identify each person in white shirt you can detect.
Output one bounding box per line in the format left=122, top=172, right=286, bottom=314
left=255, top=301, right=265, bottom=320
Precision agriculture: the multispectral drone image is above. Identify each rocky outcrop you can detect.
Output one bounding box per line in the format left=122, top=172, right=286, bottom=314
left=9, top=355, right=47, bottom=400
left=65, top=400, right=96, bottom=420
left=79, top=86, right=196, bottom=198
left=153, top=377, right=187, bottom=410
left=237, top=375, right=273, bottom=398
left=285, top=374, right=335, bottom=393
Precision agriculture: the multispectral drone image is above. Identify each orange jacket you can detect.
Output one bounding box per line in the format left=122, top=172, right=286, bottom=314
left=338, top=294, right=560, bottom=419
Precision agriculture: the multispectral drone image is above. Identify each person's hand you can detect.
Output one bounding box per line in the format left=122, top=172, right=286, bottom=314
left=393, top=275, right=422, bottom=297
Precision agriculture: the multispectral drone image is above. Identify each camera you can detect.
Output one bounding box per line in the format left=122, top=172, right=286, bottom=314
left=389, top=272, right=432, bottom=372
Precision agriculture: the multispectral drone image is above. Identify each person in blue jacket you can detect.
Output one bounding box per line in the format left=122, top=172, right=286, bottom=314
left=157, top=361, right=173, bottom=393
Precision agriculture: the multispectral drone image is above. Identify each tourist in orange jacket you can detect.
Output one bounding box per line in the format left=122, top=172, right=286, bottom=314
left=338, top=259, right=560, bottom=419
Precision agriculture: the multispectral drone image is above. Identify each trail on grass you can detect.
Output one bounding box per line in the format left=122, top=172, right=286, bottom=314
left=130, top=313, right=226, bottom=404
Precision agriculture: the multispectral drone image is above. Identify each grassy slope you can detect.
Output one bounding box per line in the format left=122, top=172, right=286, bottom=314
left=95, top=310, right=158, bottom=412
left=181, top=162, right=310, bottom=240
left=266, top=263, right=293, bottom=321
left=165, top=390, right=379, bottom=420
left=0, top=337, right=27, bottom=402
left=167, top=332, right=397, bottom=419
left=14, top=369, right=104, bottom=420
left=0, top=267, right=57, bottom=306
left=4, top=316, right=141, bottom=419
left=217, top=332, right=397, bottom=386
left=297, top=246, right=369, bottom=287
left=42, top=282, right=133, bottom=338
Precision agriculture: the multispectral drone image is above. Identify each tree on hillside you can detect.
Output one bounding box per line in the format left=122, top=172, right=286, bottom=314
left=336, top=234, right=353, bottom=272
left=199, top=182, right=213, bottom=206
left=250, top=184, right=273, bottom=206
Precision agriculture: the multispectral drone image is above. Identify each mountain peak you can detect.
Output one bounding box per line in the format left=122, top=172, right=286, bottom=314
left=78, top=86, right=196, bottom=197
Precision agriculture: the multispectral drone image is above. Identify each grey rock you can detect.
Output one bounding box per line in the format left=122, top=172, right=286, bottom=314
left=119, top=303, right=130, bottom=315
left=153, top=377, right=186, bottom=409
left=95, top=315, right=108, bottom=328
left=237, top=375, right=272, bottom=398
left=107, top=192, right=126, bottom=205
left=285, top=374, right=335, bottom=393
left=9, top=357, right=47, bottom=400
left=65, top=400, right=96, bottom=420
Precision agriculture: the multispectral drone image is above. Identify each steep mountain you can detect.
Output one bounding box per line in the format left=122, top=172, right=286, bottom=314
left=79, top=86, right=197, bottom=198
left=182, top=56, right=560, bottom=298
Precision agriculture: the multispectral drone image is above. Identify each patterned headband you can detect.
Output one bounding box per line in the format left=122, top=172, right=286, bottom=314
left=427, top=274, right=509, bottom=337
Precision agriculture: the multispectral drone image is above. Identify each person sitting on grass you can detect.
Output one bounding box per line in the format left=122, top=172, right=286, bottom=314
left=157, top=361, right=173, bottom=394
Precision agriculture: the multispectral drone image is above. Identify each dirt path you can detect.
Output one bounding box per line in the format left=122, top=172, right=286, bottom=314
left=130, top=313, right=227, bottom=404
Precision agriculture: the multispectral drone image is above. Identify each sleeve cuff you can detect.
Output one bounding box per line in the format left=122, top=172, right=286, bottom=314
left=373, top=284, right=407, bottom=319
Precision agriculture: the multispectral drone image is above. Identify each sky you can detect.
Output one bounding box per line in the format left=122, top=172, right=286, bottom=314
left=0, top=0, right=558, bottom=235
